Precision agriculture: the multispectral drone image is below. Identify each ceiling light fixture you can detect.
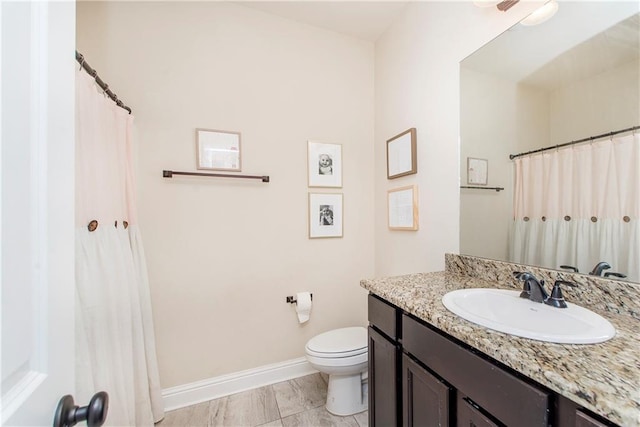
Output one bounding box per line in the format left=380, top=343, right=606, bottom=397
left=519, top=0, right=559, bottom=26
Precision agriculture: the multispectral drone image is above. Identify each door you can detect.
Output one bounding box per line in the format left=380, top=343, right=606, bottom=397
left=1, top=1, right=76, bottom=425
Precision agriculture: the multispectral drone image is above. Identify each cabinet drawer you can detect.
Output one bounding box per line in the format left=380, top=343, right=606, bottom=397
left=403, top=314, right=549, bottom=427
left=368, top=294, right=399, bottom=340
left=576, top=410, right=609, bottom=427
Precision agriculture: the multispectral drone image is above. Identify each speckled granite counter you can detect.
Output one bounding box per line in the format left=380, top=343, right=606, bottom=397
left=361, top=258, right=640, bottom=426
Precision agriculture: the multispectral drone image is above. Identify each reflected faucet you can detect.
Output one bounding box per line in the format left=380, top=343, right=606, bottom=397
left=589, top=262, right=611, bottom=276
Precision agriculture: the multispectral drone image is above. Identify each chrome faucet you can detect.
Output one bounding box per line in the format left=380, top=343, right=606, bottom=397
left=513, top=272, right=576, bottom=308
left=589, top=262, right=611, bottom=276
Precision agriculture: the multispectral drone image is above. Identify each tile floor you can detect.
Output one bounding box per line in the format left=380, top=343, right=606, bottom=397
left=157, top=373, right=369, bottom=427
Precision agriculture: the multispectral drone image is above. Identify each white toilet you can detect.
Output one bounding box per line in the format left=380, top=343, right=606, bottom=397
left=305, top=326, right=368, bottom=416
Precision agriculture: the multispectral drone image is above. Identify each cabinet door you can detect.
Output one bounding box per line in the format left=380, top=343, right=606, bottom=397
left=369, top=326, right=400, bottom=427
left=403, top=354, right=452, bottom=427
left=457, top=394, right=500, bottom=427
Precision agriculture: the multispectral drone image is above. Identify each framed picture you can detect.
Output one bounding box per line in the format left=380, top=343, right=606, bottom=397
left=388, top=185, right=419, bottom=230
left=387, top=128, right=417, bottom=179
left=308, top=141, right=342, bottom=188
left=196, top=128, right=241, bottom=171
left=309, top=193, right=343, bottom=238
left=467, top=157, right=488, bottom=185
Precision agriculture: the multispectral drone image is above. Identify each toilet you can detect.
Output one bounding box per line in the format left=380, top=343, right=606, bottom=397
left=305, top=326, right=368, bottom=416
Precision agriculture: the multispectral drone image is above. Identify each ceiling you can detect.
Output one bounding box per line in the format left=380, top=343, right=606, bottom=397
left=236, top=1, right=410, bottom=41
left=461, top=1, right=640, bottom=90
left=235, top=1, right=639, bottom=87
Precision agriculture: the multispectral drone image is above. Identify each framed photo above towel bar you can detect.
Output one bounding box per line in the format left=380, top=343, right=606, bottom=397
left=196, top=128, right=241, bottom=172
left=387, top=128, right=417, bottom=179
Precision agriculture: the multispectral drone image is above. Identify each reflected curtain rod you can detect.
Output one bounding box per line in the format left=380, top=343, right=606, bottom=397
left=460, top=186, right=504, bottom=192
left=509, top=125, right=639, bottom=160
left=76, top=51, right=132, bottom=114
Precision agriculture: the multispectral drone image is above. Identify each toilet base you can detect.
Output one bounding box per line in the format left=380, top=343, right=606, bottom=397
left=325, top=373, right=367, bottom=416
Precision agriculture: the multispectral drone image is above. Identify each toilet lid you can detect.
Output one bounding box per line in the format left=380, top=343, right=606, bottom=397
left=306, top=327, right=367, bottom=357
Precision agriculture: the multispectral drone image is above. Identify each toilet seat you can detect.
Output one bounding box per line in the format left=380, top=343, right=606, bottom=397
left=305, top=326, right=367, bottom=358
left=304, top=326, right=369, bottom=416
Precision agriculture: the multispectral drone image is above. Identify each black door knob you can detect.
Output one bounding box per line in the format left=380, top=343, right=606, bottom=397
left=53, top=391, right=109, bottom=427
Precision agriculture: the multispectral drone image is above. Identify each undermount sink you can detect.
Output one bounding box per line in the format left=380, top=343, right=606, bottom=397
left=441, top=288, right=616, bottom=344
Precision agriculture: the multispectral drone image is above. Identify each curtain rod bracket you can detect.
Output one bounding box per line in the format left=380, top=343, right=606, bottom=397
left=76, top=50, right=132, bottom=114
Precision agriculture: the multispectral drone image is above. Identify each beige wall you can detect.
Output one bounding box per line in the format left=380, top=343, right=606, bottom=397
left=550, top=59, right=640, bottom=143
left=77, top=2, right=375, bottom=388
left=76, top=0, right=547, bottom=390
left=374, top=1, right=541, bottom=277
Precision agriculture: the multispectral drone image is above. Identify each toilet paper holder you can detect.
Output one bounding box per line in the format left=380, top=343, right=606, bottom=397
left=286, top=294, right=313, bottom=304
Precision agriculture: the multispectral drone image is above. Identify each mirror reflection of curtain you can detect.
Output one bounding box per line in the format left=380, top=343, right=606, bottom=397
left=75, top=69, right=164, bottom=425
left=510, top=133, right=639, bottom=282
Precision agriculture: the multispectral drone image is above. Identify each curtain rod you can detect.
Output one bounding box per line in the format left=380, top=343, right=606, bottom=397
left=76, top=51, right=132, bottom=114
left=509, top=125, right=639, bottom=160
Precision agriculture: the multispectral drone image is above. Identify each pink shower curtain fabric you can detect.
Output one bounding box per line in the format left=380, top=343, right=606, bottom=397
left=75, top=69, right=164, bottom=426
left=511, top=133, right=639, bottom=281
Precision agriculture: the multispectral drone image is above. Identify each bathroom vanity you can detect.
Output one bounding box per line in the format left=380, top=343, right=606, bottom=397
left=362, top=255, right=640, bottom=427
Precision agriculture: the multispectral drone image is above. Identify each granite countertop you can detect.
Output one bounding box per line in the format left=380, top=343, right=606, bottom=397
left=361, top=271, right=640, bottom=426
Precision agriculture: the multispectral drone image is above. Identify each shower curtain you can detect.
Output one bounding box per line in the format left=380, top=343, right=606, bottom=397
left=75, top=68, right=164, bottom=425
left=510, top=133, right=639, bottom=282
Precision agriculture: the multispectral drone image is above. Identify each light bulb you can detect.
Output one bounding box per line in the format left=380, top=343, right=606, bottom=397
left=520, top=0, right=559, bottom=26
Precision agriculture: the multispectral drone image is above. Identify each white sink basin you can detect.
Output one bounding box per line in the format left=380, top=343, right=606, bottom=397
left=442, top=288, right=616, bottom=344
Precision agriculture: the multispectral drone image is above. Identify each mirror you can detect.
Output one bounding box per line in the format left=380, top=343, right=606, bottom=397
left=460, top=1, right=640, bottom=283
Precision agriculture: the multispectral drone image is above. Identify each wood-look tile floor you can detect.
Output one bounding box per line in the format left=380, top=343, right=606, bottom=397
left=157, top=373, right=368, bottom=427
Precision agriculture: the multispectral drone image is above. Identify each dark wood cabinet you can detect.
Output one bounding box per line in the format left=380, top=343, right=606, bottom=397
left=576, top=410, right=609, bottom=427
left=457, top=395, right=500, bottom=427
left=368, top=294, right=402, bottom=427
left=368, top=326, right=399, bottom=427
left=367, top=293, right=619, bottom=427
left=403, top=314, right=549, bottom=427
left=403, top=354, right=452, bottom=427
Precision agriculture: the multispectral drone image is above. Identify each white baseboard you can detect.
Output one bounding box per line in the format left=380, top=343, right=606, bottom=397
left=162, top=357, right=318, bottom=411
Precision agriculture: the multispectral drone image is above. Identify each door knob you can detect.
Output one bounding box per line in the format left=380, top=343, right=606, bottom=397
left=53, top=391, right=109, bottom=427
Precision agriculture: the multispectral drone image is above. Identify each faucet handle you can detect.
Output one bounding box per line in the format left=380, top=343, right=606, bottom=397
left=554, top=279, right=577, bottom=288
left=604, top=272, right=627, bottom=279
left=545, top=280, right=576, bottom=308
left=560, top=265, right=579, bottom=273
